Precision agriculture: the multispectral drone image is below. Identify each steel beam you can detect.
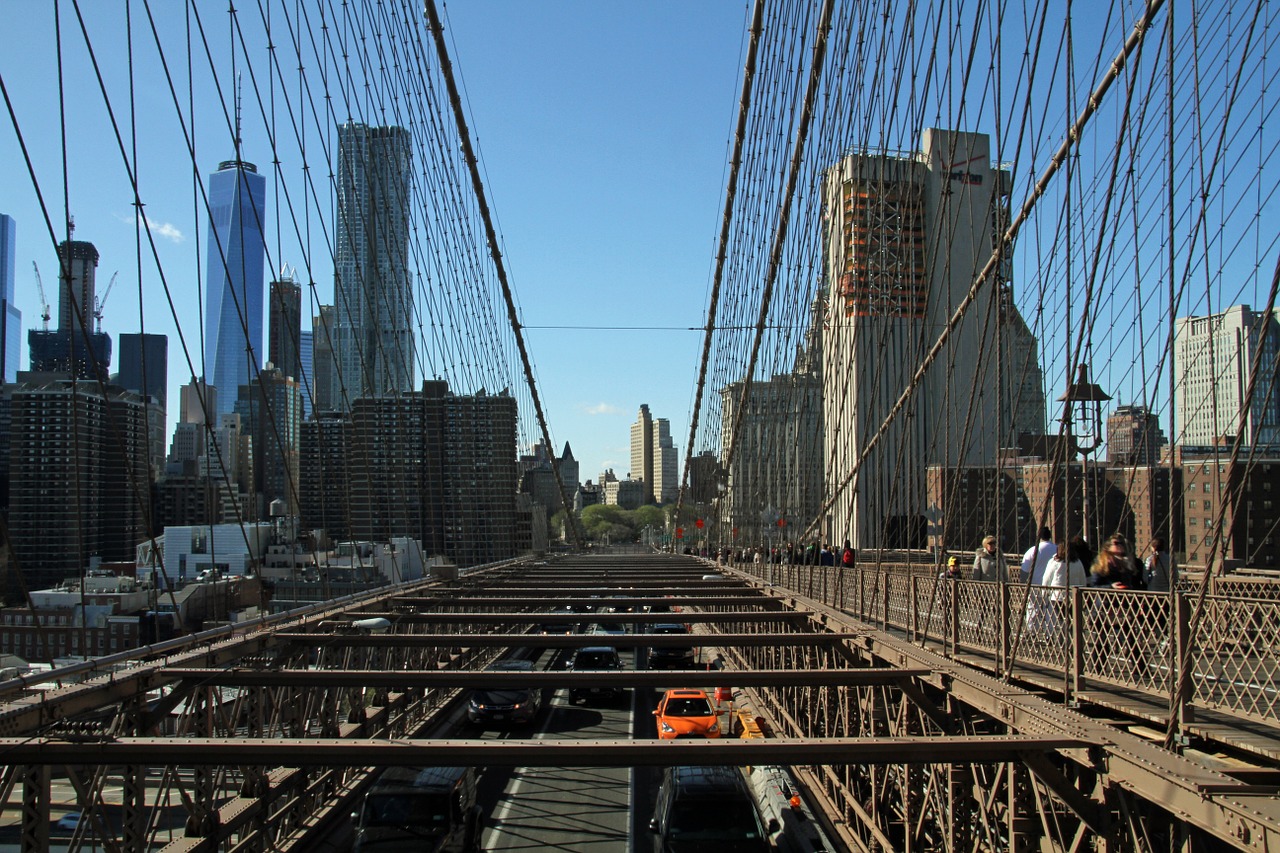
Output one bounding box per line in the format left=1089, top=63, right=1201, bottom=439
left=160, top=667, right=930, bottom=688
left=341, top=610, right=811, bottom=624
left=387, top=594, right=782, bottom=607
left=274, top=631, right=863, bottom=648
left=0, top=735, right=1090, bottom=766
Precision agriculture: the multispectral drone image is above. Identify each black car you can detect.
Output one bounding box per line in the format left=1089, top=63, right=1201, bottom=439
left=467, top=660, right=542, bottom=726
left=353, top=765, right=483, bottom=852
left=649, top=765, right=777, bottom=852
left=567, top=646, right=624, bottom=703
left=647, top=623, right=696, bottom=669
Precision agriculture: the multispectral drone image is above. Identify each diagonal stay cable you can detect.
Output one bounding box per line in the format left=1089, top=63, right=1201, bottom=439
left=422, top=0, right=582, bottom=548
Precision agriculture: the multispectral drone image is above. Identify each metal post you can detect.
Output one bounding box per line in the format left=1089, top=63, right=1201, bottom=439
left=910, top=575, right=920, bottom=642
left=1173, top=591, right=1194, bottom=731
left=999, top=581, right=1011, bottom=673
left=1070, top=586, right=1085, bottom=701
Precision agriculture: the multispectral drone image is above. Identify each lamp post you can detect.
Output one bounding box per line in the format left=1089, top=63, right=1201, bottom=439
left=1058, top=364, right=1111, bottom=549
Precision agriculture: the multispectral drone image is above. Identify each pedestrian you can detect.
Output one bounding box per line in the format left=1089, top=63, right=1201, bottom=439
left=1143, top=537, right=1173, bottom=592
left=971, top=535, right=1005, bottom=582
left=1026, top=541, right=1084, bottom=634
left=1089, top=535, right=1142, bottom=589
left=841, top=539, right=855, bottom=569
left=941, top=555, right=963, bottom=579
left=1020, top=527, right=1057, bottom=583
left=819, top=544, right=835, bottom=567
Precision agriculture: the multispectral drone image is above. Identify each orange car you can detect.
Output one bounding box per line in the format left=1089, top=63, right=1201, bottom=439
left=653, top=688, right=721, bottom=739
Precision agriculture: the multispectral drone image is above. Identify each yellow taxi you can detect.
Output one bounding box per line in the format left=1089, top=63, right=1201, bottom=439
left=653, top=688, right=721, bottom=739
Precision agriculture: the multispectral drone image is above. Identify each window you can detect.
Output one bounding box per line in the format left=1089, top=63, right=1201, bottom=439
left=1190, top=535, right=1198, bottom=544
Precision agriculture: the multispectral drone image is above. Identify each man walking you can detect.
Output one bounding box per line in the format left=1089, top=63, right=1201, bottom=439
left=1020, top=527, right=1057, bottom=584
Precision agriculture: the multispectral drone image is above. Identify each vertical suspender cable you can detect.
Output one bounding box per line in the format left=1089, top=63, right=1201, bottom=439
left=676, top=0, right=766, bottom=529
left=723, top=0, right=835, bottom=479
left=804, top=0, right=1168, bottom=542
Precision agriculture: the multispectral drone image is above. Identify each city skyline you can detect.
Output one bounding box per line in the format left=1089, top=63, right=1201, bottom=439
left=0, top=3, right=1273, bottom=489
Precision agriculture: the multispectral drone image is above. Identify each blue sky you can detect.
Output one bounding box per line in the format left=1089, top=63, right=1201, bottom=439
left=0, top=2, right=750, bottom=481
left=4, top=2, right=1276, bottom=486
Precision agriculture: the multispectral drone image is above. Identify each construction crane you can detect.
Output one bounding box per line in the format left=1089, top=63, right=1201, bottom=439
left=95, top=271, right=118, bottom=333
left=32, top=262, right=50, bottom=330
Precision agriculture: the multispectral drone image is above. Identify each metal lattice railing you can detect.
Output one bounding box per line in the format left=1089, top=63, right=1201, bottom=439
left=736, top=559, right=1280, bottom=727
left=1191, top=597, right=1280, bottom=722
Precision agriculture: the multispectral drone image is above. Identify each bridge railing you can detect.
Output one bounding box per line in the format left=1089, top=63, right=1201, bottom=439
left=738, top=560, right=1280, bottom=728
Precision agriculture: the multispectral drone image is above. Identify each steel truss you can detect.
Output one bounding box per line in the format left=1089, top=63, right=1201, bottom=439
left=0, top=554, right=1275, bottom=851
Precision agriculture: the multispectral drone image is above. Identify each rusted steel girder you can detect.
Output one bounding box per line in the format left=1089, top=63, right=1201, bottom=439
left=355, top=596, right=788, bottom=612
left=341, top=609, right=809, bottom=624
left=274, top=631, right=863, bottom=648
left=0, top=735, right=1090, bottom=766
left=388, top=594, right=780, bottom=608
left=159, top=667, right=930, bottom=688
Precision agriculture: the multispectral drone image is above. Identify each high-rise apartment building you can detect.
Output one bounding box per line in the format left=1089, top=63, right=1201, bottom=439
left=28, top=239, right=112, bottom=381
left=1107, top=404, right=1166, bottom=466
left=332, top=123, right=414, bottom=408
left=117, top=333, right=168, bottom=475
left=653, top=419, right=678, bottom=505
left=821, top=128, right=1036, bottom=549
left=630, top=404, right=656, bottom=504
left=0, top=213, right=20, bottom=383
left=302, top=382, right=518, bottom=567
left=1173, top=304, right=1280, bottom=446
left=204, top=148, right=267, bottom=417
left=6, top=378, right=150, bottom=595
left=299, top=412, right=350, bottom=538
left=268, top=270, right=302, bottom=382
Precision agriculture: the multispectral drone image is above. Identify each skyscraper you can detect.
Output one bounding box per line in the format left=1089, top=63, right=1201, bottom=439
left=7, top=378, right=150, bottom=595
left=1107, top=404, right=1166, bottom=465
left=28, top=238, right=112, bottom=381
left=117, top=332, right=169, bottom=475
left=0, top=214, right=20, bottom=383
left=332, top=123, right=414, bottom=408
left=234, top=365, right=302, bottom=516
left=1174, top=304, right=1280, bottom=446
left=204, top=143, right=267, bottom=417
left=821, top=129, right=1033, bottom=548
left=630, top=404, right=655, bottom=504
left=268, top=269, right=302, bottom=381
left=310, top=305, right=335, bottom=414
left=652, top=418, right=678, bottom=505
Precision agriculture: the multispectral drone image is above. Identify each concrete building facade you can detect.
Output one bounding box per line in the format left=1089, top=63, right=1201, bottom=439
left=1174, top=305, right=1280, bottom=447
left=822, top=129, right=1037, bottom=549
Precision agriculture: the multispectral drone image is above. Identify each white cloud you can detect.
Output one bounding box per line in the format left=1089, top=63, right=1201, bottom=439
left=116, top=211, right=185, bottom=244
left=581, top=402, right=622, bottom=416
left=145, top=217, right=185, bottom=243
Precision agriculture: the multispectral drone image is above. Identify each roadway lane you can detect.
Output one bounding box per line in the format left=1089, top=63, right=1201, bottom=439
left=481, top=646, right=657, bottom=852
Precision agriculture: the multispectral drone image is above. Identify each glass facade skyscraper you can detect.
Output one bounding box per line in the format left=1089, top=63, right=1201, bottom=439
left=332, top=122, right=414, bottom=409
left=204, top=156, right=267, bottom=417
left=0, top=213, right=20, bottom=382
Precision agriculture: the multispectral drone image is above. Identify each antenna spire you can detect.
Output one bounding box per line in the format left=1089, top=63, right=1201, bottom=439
left=234, top=72, right=242, bottom=155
